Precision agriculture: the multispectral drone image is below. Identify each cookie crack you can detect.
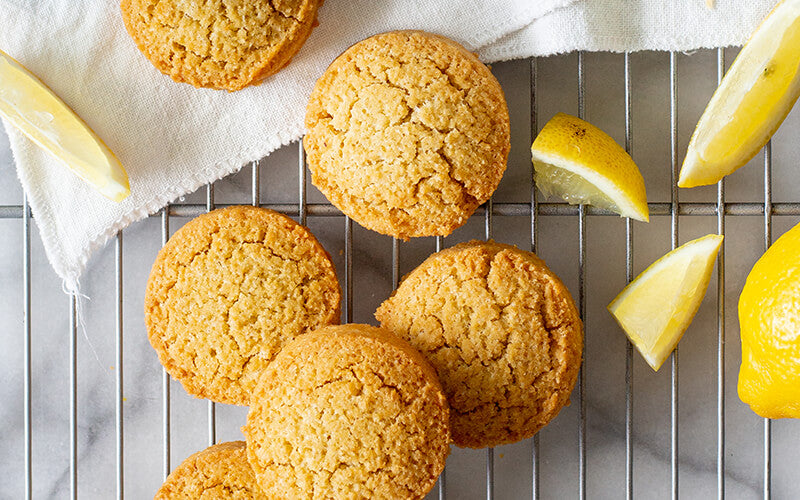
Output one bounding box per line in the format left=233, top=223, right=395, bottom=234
left=266, top=0, right=300, bottom=22
left=266, top=363, right=414, bottom=481
left=419, top=253, right=565, bottom=405
left=157, top=226, right=335, bottom=397
left=138, top=0, right=305, bottom=85
left=436, top=147, right=480, bottom=203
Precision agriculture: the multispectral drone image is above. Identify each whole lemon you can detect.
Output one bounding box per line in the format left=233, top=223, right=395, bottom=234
left=738, top=221, right=800, bottom=418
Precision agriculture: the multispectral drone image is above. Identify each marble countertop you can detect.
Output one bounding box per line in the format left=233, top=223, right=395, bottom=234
left=1, top=51, right=799, bottom=499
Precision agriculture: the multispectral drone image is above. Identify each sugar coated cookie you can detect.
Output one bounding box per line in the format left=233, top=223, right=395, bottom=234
left=376, top=240, right=582, bottom=448
left=121, top=0, right=321, bottom=91
left=155, top=441, right=265, bottom=499
left=304, top=31, right=510, bottom=239
left=243, top=324, right=449, bottom=499
left=145, top=206, right=340, bottom=405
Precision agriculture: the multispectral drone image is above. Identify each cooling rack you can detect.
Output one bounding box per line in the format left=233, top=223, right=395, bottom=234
left=1, top=50, right=799, bottom=499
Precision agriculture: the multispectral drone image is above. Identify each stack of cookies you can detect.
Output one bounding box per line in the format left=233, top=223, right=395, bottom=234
left=142, top=26, right=583, bottom=500
left=147, top=206, right=452, bottom=498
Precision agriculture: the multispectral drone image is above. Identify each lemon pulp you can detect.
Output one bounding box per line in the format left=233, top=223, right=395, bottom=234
left=534, top=161, right=619, bottom=212
left=0, top=49, right=129, bottom=202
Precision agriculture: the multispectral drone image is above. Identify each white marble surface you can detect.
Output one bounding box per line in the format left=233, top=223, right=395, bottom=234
left=1, top=52, right=800, bottom=499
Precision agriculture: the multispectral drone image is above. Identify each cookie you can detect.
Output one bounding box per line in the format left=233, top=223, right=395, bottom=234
left=120, top=0, right=321, bottom=91
left=155, top=441, right=265, bottom=499
left=145, top=205, right=340, bottom=405
left=304, top=30, right=510, bottom=239
left=243, top=324, right=450, bottom=499
left=376, top=240, right=583, bottom=448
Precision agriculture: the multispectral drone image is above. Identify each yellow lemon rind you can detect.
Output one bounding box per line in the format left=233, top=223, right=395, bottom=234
left=737, top=221, right=800, bottom=419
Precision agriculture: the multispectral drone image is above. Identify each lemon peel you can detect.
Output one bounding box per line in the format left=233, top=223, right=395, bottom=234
left=738, top=222, right=800, bottom=418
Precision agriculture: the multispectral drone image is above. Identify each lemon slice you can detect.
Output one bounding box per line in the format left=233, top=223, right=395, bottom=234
left=531, top=113, right=649, bottom=222
left=0, top=49, right=129, bottom=202
left=678, top=0, right=800, bottom=187
left=608, top=234, right=723, bottom=371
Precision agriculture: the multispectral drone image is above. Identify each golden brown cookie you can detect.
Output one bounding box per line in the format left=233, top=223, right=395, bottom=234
left=120, top=0, right=322, bottom=91
left=304, top=30, right=510, bottom=239
left=155, top=441, right=265, bottom=499
left=145, top=205, right=340, bottom=405
left=376, top=240, right=583, bottom=448
left=243, top=324, right=450, bottom=499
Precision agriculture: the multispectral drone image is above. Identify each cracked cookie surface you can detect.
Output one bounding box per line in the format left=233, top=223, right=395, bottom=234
left=303, top=31, right=510, bottom=239
left=155, top=441, right=265, bottom=499
left=376, top=240, right=582, bottom=448
left=243, top=324, right=450, bottom=499
left=120, top=0, right=321, bottom=91
left=145, top=205, right=340, bottom=405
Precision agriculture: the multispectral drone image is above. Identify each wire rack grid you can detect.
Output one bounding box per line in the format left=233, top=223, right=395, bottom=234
left=2, top=49, right=800, bottom=499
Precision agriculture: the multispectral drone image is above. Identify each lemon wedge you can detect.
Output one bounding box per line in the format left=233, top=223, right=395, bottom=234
left=531, top=113, right=649, bottom=222
left=0, top=49, right=129, bottom=202
left=608, top=234, right=723, bottom=371
left=678, top=0, right=800, bottom=187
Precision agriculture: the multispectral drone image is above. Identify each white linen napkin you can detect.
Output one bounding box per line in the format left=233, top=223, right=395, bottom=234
left=479, top=0, right=777, bottom=61
left=0, top=0, right=778, bottom=289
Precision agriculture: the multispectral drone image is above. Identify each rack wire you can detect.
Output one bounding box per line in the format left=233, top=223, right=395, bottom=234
left=4, top=50, right=798, bottom=499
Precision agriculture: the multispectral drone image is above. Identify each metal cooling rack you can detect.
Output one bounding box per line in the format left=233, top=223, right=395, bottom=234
left=2, top=50, right=799, bottom=499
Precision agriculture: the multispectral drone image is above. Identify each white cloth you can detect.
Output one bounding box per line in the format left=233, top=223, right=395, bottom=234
left=479, top=0, right=776, bottom=61
left=0, top=0, right=778, bottom=289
